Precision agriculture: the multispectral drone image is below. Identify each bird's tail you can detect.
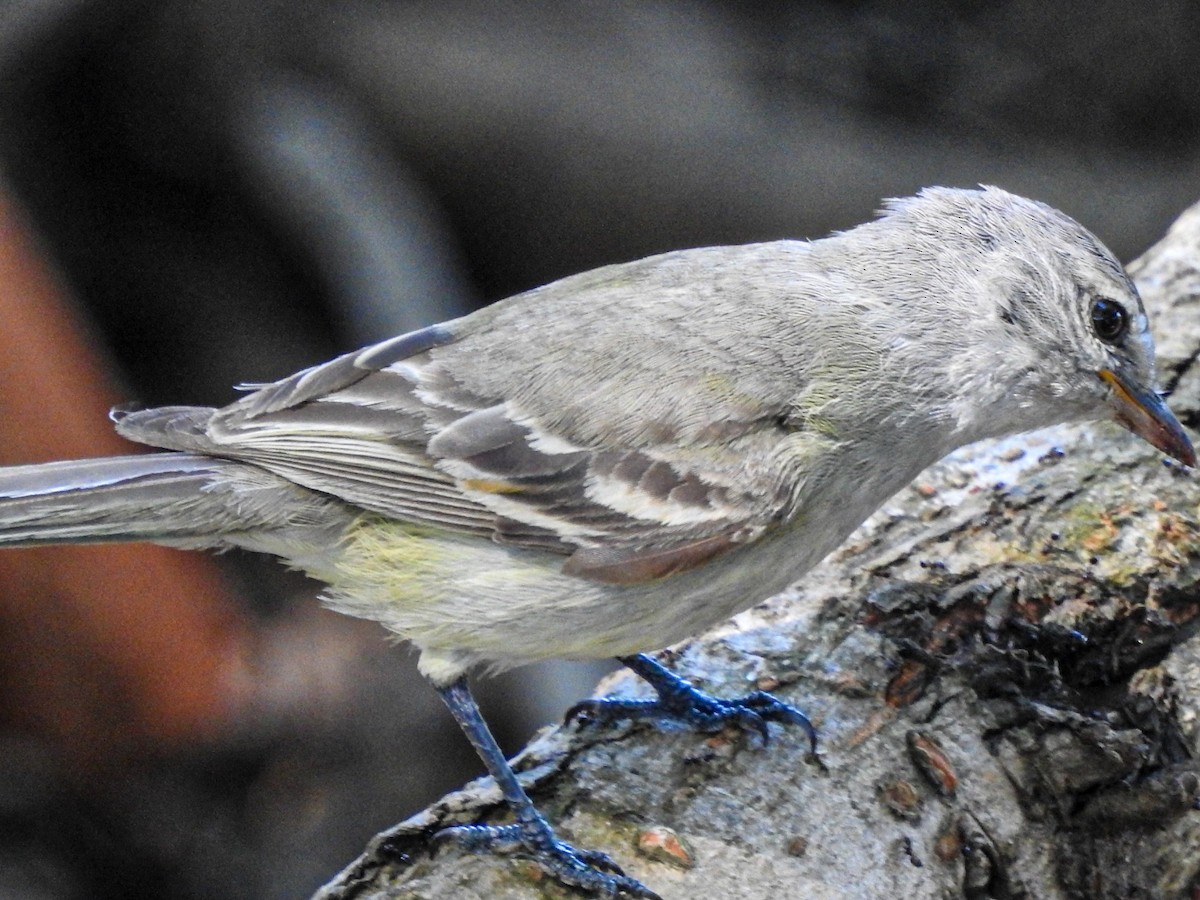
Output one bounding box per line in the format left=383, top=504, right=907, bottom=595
left=0, top=453, right=312, bottom=547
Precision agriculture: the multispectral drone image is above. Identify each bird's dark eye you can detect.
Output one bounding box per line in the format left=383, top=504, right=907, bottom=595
left=1090, top=298, right=1129, bottom=344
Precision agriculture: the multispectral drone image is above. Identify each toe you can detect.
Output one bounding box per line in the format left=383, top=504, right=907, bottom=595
left=572, top=846, right=626, bottom=874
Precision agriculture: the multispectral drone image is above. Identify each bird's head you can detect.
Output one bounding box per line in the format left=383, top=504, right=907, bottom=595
left=881, top=187, right=1195, bottom=467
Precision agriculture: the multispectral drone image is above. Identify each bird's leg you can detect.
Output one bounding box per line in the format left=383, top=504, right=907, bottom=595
left=569, top=653, right=818, bottom=753
left=431, top=677, right=661, bottom=899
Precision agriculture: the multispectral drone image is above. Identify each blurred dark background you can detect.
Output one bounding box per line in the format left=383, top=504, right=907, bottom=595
left=0, top=2, right=1197, bottom=898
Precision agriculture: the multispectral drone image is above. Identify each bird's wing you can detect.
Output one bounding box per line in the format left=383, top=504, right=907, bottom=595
left=421, top=400, right=803, bottom=584
left=116, top=259, right=822, bottom=585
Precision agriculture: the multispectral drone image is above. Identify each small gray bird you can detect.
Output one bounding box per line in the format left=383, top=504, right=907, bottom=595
left=0, top=186, right=1190, bottom=898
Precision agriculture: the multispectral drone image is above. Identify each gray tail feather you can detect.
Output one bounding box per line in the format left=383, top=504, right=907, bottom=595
left=0, top=453, right=287, bottom=547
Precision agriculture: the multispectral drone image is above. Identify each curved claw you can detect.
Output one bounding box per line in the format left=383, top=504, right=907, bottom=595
left=739, top=691, right=819, bottom=753
left=573, top=846, right=628, bottom=875
left=721, top=705, right=770, bottom=745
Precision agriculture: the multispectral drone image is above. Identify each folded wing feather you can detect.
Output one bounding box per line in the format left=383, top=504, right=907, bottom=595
left=115, top=325, right=801, bottom=584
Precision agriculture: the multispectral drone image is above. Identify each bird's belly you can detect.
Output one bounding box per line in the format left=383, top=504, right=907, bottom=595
left=317, top=509, right=863, bottom=675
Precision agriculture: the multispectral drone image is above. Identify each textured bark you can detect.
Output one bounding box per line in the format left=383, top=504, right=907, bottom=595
left=317, top=201, right=1200, bottom=900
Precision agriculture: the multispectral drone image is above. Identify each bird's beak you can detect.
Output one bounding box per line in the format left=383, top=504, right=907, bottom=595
left=1099, top=369, right=1196, bottom=467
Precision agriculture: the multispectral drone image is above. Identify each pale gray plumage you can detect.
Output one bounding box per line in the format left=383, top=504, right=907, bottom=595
left=1, top=185, right=1191, bottom=897
left=0, top=186, right=1189, bottom=682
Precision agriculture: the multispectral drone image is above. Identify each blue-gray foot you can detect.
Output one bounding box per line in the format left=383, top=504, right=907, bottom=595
left=435, top=677, right=662, bottom=898
left=568, top=653, right=818, bottom=752
left=433, top=807, right=661, bottom=899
